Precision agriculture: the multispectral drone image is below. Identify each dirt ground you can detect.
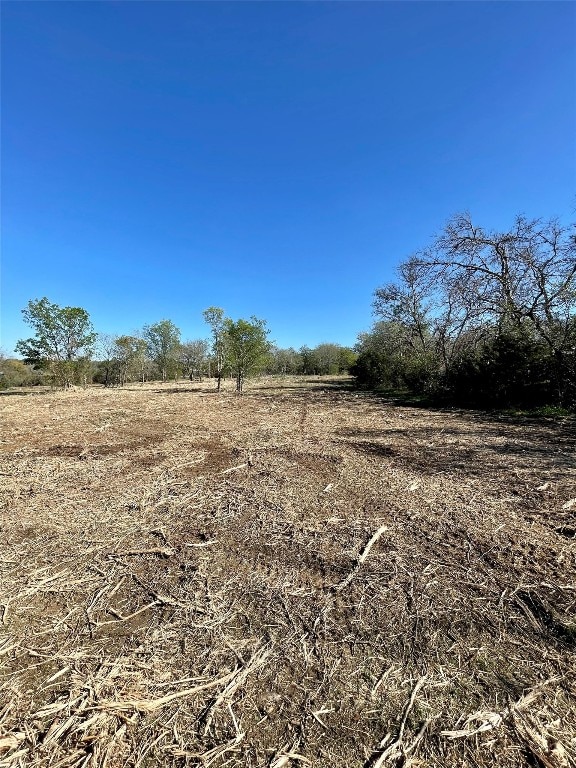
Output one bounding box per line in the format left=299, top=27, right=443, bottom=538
left=1, top=376, right=575, bottom=768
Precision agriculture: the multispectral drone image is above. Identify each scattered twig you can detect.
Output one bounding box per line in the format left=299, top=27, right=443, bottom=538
left=221, top=463, right=248, bottom=474
left=94, top=668, right=242, bottom=713
left=335, top=523, right=389, bottom=591
left=110, top=547, right=174, bottom=558
left=201, top=646, right=272, bottom=735
left=366, top=676, right=427, bottom=767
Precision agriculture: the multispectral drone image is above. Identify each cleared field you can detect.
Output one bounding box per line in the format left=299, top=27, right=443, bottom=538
left=1, top=377, right=575, bottom=768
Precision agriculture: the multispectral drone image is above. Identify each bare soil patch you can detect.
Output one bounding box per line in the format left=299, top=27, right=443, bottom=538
left=1, top=377, right=575, bottom=767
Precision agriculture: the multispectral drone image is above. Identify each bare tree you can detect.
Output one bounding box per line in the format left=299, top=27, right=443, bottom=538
left=373, top=257, right=437, bottom=355
left=432, top=214, right=575, bottom=344
left=370, top=212, right=576, bottom=403
left=95, top=333, right=119, bottom=387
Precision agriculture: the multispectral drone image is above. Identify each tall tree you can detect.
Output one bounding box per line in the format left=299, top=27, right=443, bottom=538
left=373, top=257, right=435, bottom=357
left=338, top=346, right=358, bottom=373
left=224, top=316, right=271, bottom=392
left=368, top=212, right=576, bottom=406
left=203, top=307, right=227, bottom=390
left=428, top=214, right=575, bottom=402
left=143, top=320, right=181, bottom=382
left=432, top=214, right=576, bottom=361
left=16, top=297, right=96, bottom=388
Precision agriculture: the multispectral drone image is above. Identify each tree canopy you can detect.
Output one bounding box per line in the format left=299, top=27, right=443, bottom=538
left=15, top=297, right=96, bottom=388
left=356, top=213, right=576, bottom=407
left=12, top=210, right=574, bottom=410
left=224, top=316, right=271, bottom=392
left=143, top=320, right=181, bottom=382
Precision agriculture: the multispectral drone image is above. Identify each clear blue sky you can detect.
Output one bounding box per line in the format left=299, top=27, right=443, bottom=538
left=2, top=1, right=574, bottom=354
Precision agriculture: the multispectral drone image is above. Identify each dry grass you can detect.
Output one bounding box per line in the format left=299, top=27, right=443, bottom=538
left=1, top=375, right=575, bottom=767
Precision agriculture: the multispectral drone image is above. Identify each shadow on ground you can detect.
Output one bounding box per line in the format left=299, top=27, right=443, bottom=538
left=334, top=415, right=576, bottom=479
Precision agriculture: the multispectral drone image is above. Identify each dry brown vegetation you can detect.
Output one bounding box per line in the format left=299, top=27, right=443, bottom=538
left=1, top=376, right=575, bottom=768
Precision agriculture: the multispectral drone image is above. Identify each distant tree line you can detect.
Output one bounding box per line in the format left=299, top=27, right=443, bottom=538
left=92, top=334, right=356, bottom=391
left=353, top=213, right=576, bottom=409
left=12, top=210, right=570, bottom=410
left=6, top=301, right=356, bottom=392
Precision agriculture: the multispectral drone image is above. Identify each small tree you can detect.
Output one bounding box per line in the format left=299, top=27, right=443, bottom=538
left=143, top=320, right=181, bottom=382
left=267, top=346, right=302, bottom=375
left=16, top=297, right=96, bottom=388
left=180, top=339, right=210, bottom=380
left=203, top=307, right=227, bottom=390
left=338, top=346, right=357, bottom=373
left=114, top=335, right=148, bottom=385
left=299, top=345, right=318, bottom=375
left=224, top=316, right=271, bottom=392
left=95, top=333, right=120, bottom=387
left=350, top=350, right=390, bottom=390
left=313, top=343, right=340, bottom=375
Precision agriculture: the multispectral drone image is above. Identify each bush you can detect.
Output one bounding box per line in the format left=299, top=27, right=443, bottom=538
left=0, top=358, right=46, bottom=388
left=443, top=331, right=554, bottom=408
left=351, top=350, right=400, bottom=390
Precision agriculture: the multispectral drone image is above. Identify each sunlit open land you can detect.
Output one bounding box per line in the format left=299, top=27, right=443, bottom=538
left=1, top=376, right=575, bottom=767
